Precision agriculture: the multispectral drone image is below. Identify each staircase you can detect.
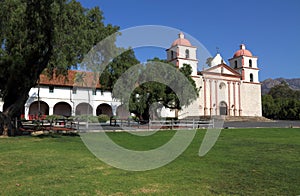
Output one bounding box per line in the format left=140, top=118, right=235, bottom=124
left=225, top=116, right=271, bottom=122
left=183, top=115, right=271, bottom=122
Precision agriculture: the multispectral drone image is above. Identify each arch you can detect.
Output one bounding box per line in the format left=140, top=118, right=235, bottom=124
left=219, top=101, right=228, bottom=116
left=234, top=60, right=238, bottom=68
left=250, top=73, right=254, bottom=82
left=116, top=104, right=130, bottom=119
left=96, top=103, right=113, bottom=117
left=171, top=50, right=174, bottom=59
left=75, top=103, right=93, bottom=115
left=249, top=59, right=252, bottom=67
left=185, top=49, right=190, bottom=59
left=54, top=102, right=72, bottom=117
left=29, top=101, right=49, bottom=119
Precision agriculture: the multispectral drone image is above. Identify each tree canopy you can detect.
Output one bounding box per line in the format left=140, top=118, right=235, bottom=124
left=0, top=0, right=119, bottom=135
left=262, top=81, right=300, bottom=120
left=103, top=57, right=199, bottom=121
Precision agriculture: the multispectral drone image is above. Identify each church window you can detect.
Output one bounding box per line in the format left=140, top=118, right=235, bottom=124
left=171, top=50, right=174, bottom=59
left=49, top=86, right=54, bottom=93
left=185, top=49, right=190, bottom=59
left=250, top=73, right=254, bottom=82
left=72, top=87, right=77, bottom=94
left=219, top=82, right=226, bottom=89
left=234, top=60, right=238, bottom=68
left=249, top=59, right=252, bottom=67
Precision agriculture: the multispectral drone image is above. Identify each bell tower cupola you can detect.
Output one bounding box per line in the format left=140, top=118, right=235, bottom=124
left=166, top=33, right=198, bottom=76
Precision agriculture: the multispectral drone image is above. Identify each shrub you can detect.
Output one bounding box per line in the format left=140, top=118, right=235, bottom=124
left=72, top=115, right=98, bottom=123
left=98, top=114, right=110, bottom=123
left=46, top=115, right=64, bottom=122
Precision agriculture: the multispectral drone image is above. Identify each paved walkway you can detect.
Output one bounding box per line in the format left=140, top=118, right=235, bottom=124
left=223, top=120, right=300, bottom=128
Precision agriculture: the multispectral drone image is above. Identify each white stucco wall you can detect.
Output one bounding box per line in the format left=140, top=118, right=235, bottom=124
left=240, top=82, right=262, bottom=116
left=243, top=68, right=259, bottom=83
left=210, top=53, right=226, bottom=67
left=24, top=86, right=120, bottom=119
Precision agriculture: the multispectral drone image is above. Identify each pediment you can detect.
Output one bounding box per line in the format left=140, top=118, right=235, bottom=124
left=201, top=64, right=241, bottom=77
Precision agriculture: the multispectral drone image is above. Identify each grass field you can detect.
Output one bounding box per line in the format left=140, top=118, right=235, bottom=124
left=0, top=128, right=299, bottom=195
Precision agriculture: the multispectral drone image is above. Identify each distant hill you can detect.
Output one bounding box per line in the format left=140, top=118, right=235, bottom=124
left=261, top=78, right=300, bottom=94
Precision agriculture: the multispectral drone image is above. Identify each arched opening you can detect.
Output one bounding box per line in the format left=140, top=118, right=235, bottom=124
left=185, top=49, right=190, bottom=59
left=75, top=103, right=93, bottom=115
left=29, top=101, right=49, bottom=119
left=234, top=60, right=238, bottom=68
left=96, top=103, right=113, bottom=117
left=54, top=102, right=72, bottom=117
left=249, top=59, right=252, bottom=67
left=250, top=73, right=254, bottom=82
left=219, top=101, right=228, bottom=116
left=116, top=104, right=130, bottom=119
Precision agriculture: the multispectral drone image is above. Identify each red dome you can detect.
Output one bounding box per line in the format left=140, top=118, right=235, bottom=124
left=171, top=32, right=192, bottom=47
left=233, top=44, right=253, bottom=58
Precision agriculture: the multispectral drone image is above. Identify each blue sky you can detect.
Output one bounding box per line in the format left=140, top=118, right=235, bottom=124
left=79, top=0, right=300, bottom=80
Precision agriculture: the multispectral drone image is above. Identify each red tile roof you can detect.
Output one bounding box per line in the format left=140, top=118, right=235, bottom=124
left=39, top=70, right=102, bottom=88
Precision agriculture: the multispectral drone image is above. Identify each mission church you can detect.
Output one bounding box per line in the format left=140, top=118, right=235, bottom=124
left=0, top=33, right=262, bottom=119
left=167, top=33, right=262, bottom=118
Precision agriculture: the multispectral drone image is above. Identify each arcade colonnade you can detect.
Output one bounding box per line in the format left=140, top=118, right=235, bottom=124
left=22, top=85, right=130, bottom=120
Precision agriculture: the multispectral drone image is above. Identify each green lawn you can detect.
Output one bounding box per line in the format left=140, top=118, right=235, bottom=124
left=0, top=128, right=299, bottom=195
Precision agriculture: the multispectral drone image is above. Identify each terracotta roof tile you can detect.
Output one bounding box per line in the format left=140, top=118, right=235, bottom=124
left=39, top=70, right=101, bottom=88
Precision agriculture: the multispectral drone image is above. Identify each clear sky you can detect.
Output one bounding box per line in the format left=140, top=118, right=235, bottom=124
left=79, top=0, right=300, bottom=80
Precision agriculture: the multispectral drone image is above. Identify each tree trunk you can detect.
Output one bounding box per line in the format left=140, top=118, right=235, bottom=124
left=1, top=87, right=30, bottom=136
left=0, top=112, right=13, bottom=137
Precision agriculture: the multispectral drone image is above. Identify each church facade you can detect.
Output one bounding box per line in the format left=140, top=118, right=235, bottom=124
left=167, top=33, right=262, bottom=118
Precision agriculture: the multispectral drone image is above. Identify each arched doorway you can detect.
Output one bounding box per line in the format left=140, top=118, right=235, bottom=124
left=219, top=101, right=228, bottom=116
left=75, top=103, right=93, bottom=115
left=96, top=103, right=113, bottom=117
left=29, top=101, right=49, bottom=119
left=116, top=104, right=130, bottom=119
left=54, top=102, right=72, bottom=117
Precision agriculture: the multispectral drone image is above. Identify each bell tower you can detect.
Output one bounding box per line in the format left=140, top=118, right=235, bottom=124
left=166, top=33, right=198, bottom=76
left=228, top=44, right=259, bottom=83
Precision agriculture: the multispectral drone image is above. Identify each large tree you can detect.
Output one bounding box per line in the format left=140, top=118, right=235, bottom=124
left=129, top=60, right=198, bottom=121
left=103, top=57, right=199, bottom=121
left=0, top=0, right=119, bottom=136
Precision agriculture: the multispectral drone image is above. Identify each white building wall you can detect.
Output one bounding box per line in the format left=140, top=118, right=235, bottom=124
left=24, top=86, right=119, bottom=119
left=178, top=77, right=203, bottom=118
left=178, top=59, right=198, bottom=76
left=244, top=69, right=259, bottom=83
left=210, top=53, right=226, bottom=67
left=177, top=46, right=197, bottom=60
left=240, top=83, right=262, bottom=116
left=243, top=56, right=258, bottom=68
left=229, top=56, right=243, bottom=69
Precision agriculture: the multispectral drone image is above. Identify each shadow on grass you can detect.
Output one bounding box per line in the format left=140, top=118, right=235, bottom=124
left=32, top=132, right=80, bottom=138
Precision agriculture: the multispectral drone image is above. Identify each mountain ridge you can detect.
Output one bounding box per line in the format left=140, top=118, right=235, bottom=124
left=261, top=78, right=300, bottom=94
